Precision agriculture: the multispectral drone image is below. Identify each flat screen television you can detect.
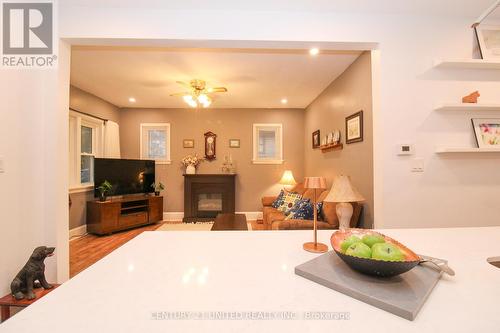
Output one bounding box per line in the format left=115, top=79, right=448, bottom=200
left=94, top=158, right=155, bottom=197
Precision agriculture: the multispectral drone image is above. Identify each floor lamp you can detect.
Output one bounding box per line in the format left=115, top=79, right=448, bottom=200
left=303, top=177, right=328, bottom=253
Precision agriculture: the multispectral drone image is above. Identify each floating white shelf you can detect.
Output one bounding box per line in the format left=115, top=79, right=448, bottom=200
left=434, top=103, right=500, bottom=112
left=436, top=147, right=500, bottom=153
left=434, top=59, right=500, bottom=70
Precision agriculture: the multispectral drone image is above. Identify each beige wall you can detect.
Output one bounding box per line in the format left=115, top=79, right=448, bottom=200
left=69, top=85, right=120, bottom=230
left=304, top=52, right=373, bottom=228
left=119, top=108, right=305, bottom=212
left=69, top=85, right=120, bottom=123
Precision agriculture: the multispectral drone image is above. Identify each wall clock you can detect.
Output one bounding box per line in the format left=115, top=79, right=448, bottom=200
left=204, top=131, right=217, bottom=160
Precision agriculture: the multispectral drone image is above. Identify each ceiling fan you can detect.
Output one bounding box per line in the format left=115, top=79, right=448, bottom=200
left=170, top=79, right=228, bottom=108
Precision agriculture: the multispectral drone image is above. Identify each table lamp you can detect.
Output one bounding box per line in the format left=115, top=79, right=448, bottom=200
left=324, top=175, right=365, bottom=230
left=279, top=170, right=297, bottom=190
left=303, top=176, right=328, bottom=253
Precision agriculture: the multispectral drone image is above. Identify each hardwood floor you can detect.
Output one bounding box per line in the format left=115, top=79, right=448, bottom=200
left=69, top=220, right=266, bottom=277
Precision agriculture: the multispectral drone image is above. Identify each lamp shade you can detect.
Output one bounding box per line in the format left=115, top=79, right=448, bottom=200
left=279, top=170, right=297, bottom=186
left=304, top=176, right=327, bottom=189
left=324, top=175, right=365, bottom=203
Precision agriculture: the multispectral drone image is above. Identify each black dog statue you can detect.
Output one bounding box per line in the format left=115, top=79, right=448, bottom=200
left=10, top=246, right=55, bottom=300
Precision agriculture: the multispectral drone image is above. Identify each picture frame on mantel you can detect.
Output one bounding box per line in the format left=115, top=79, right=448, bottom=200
left=312, top=130, right=320, bottom=149
left=346, top=111, right=363, bottom=144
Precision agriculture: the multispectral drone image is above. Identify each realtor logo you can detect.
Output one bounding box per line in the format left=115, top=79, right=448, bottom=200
left=2, top=1, right=56, bottom=67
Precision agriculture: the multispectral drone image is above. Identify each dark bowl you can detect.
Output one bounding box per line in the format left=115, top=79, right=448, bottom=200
left=331, top=229, right=421, bottom=278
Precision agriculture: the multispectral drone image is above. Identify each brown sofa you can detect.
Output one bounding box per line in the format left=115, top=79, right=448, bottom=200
left=260, top=183, right=361, bottom=230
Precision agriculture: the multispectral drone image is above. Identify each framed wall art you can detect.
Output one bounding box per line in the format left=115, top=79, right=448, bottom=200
left=472, top=118, right=500, bottom=148
left=312, top=130, right=320, bottom=149
left=229, top=139, right=240, bottom=148
left=346, top=111, right=363, bottom=144
left=475, top=24, right=500, bottom=60
left=183, top=139, right=194, bottom=148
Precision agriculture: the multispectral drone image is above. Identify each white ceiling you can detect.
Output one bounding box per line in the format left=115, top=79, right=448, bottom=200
left=62, top=0, right=494, bottom=18
left=70, top=47, right=362, bottom=109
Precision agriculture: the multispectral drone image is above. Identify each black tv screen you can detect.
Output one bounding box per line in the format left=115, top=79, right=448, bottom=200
left=94, top=158, right=155, bottom=197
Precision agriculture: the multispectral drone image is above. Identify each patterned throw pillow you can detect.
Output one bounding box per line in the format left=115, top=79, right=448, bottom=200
left=317, top=202, right=324, bottom=221
left=277, top=192, right=303, bottom=215
left=286, top=201, right=324, bottom=221
left=271, top=190, right=286, bottom=208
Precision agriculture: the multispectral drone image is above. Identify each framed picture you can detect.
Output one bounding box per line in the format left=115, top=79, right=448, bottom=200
left=472, top=118, right=500, bottom=148
left=475, top=25, right=500, bottom=60
left=312, top=130, right=320, bottom=149
left=183, top=139, right=194, bottom=148
left=229, top=139, right=240, bottom=148
left=346, top=111, right=363, bottom=144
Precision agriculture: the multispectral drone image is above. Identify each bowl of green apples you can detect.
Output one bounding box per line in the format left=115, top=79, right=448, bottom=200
left=330, top=229, right=421, bottom=277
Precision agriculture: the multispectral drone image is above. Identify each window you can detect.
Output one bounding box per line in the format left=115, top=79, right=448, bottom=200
left=253, top=123, right=283, bottom=164
left=69, top=111, right=104, bottom=189
left=140, top=123, right=171, bottom=164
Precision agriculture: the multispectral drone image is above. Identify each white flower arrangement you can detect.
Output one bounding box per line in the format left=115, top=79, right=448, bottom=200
left=181, top=154, right=204, bottom=167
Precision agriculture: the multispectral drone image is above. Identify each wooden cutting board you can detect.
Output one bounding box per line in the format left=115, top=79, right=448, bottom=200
left=295, top=251, right=443, bottom=321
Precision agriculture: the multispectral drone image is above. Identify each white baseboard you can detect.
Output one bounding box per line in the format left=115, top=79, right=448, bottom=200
left=163, top=211, right=262, bottom=221
left=69, top=224, right=87, bottom=240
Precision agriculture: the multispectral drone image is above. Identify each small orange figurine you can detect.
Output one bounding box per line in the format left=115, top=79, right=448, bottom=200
left=462, top=91, right=480, bottom=103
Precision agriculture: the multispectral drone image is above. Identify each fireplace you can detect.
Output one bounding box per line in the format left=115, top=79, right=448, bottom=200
left=183, top=174, right=236, bottom=222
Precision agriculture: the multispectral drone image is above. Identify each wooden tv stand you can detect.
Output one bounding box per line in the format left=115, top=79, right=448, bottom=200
left=86, top=195, right=163, bottom=235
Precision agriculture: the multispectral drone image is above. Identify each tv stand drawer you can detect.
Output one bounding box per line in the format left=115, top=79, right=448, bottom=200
left=119, top=211, right=148, bottom=228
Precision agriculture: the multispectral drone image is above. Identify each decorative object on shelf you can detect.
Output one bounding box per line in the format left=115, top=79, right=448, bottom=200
left=327, top=132, right=333, bottom=144
left=10, top=246, right=55, bottom=300
left=169, top=79, right=228, bottom=108
left=151, top=182, right=165, bottom=196
left=181, top=154, right=204, bottom=174
left=475, top=24, right=500, bottom=60
left=229, top=139, right=240, bottom=148
left=221, top=155, right=236, bottom=174
left=472, top=118, right=500, bottom=148
left=321, top=136, right=327, bottom=146
left=204, top=131, right=217, bottom=160
left=183, top=139, right=194, bottom=148
left=302, top=176, right=328, bottom=253
left=332, top=130, right=341, bottom=144
left=96, top=180, right=113, bottom=202
left=462, top=91, right=480, bottom=103
left=312, top=130, right=320, bottom=149
left=346, top=111, right=363, bottom=144
left=279, top=170, right=297, bottom=190
left=324, top=175, right=365, bottom=230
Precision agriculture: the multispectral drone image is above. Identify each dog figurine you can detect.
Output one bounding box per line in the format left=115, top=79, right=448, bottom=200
left=462, top=91, right=480, bottom=103
left=10, top=246, right=55, bottom=300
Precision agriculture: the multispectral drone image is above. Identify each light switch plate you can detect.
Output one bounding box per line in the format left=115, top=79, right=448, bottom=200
left=411, top=158, right=424, bottom=172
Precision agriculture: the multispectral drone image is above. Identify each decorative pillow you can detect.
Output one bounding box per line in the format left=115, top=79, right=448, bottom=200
left=285, top=199, right=312, bottom=220
left=277, top=192, right=303, bottom=215
left=271, top=190, right=286, bottom=209
left=286, top=201, right=324, bottom=221
left=317, top=202, right=324, bottom=221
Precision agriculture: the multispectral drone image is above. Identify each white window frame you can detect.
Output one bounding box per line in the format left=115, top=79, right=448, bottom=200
left=69, top=110, right=104, bottom=191
left=252, top=123, right=284, bottom=164
left=140, top=123, right=171, bottom=164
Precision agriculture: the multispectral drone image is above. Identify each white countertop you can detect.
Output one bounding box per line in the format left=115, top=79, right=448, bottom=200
left=1, top=228, right=500, bottom=332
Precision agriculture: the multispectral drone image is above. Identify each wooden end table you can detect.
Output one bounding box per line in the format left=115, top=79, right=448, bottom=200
left=0, top=284, right=60, bottom=322
left=211, top=213, right=248, bottom=231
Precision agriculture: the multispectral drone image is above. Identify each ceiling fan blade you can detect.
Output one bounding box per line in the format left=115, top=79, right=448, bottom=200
left=208, top=87, right=228, bottom=93
left=176, top=81, right=192, bottom=88
left=169, top=91, right=190, bottom=96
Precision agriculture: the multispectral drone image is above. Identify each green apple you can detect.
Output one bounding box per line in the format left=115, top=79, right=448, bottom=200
left=362, top=234, right=385, bottom=248
left=340, top=235, right=362, bottom=253
left=371, top=243, right=405, bottom=261
left=345, top=242, right=372, bottom=259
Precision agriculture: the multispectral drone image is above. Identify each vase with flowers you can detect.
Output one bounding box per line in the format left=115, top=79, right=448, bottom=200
left=181, top=154, right=204, bottom=174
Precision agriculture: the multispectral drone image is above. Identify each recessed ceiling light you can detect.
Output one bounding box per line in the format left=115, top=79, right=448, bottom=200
left=129, top=97, right=136, bottom=103
left=309, top=48, right=319, bottom=56
left=281, top=98, right=288, bottom=104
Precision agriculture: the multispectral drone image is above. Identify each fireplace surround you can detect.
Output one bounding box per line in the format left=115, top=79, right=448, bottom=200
left=183, top=174, right=236, bottom=222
